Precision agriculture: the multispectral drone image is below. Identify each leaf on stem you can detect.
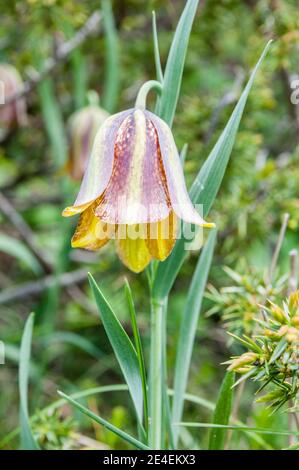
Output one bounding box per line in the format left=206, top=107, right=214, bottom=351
left=172, top=229, right=217, bottom=445
left=208, top=371, right=235, bottom=450
left=156, top=0, right=200, bottom=126
left=153, top=41, right=272, bottom=300
left=124, top=279, right=149, bottom=432
left=88, top=273, right=144, bottom=428
left=58, top=391, right=149, bottom=450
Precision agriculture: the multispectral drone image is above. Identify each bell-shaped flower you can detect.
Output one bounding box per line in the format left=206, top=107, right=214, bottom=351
left=63, top=107, right=214, bottom=272
left=0, top=64, right=27, bottom=142
left=67, top=103, right=109, bottom=180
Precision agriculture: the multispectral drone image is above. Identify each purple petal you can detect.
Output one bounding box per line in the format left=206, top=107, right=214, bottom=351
left=72, top=109, right=133, bottom=208
left=95, top=109, right=171, bottom=224
left=146, top=110, right=214, bottom=227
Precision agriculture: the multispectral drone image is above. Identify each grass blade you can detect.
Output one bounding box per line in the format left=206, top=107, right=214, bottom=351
left=19, top=313, right=39, bottom=450
left=208, top=371, right=235, bottom=449
left=156, top=0, right=199, bottom=126
left=179, top=422, right=299, bottom=438
left=124, top=279, right=149, bottom=432
left=58, top=391, right=149, bottom=450
left=2, top=385, right=272, bottom=450
left=268, top=338, right=287, bottom=365
left=172, top=229, right=216, bottom=445
left=37, top=76, right=67, bottom=168
left=88, top=273, right=144, bottom=428
left=152, top=41, right=272, bottom=300
left=152, top=11, right=163, bottom=83
left=102, top=0, right=119, bottom=113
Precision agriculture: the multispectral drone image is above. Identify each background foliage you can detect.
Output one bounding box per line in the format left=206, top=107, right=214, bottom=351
left=0, top=0, right=298, bottom=449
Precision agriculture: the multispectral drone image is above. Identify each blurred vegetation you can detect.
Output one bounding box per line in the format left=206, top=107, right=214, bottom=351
left=0, top=0, right=298, bottom=449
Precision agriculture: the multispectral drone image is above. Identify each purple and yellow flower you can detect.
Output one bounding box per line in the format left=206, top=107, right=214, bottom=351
left=67, top=104, right=109, bottom=180
left=0, top=64, right=27, bottom=142
left=62, top=108, right=214, bottom=272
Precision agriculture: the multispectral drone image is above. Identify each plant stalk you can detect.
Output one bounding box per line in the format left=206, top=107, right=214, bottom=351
left=149, top=296, right=165, bottom=449
left=135, top=80, right=162, bottom=110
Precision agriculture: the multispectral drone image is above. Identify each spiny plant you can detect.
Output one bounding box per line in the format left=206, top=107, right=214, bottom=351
left=226, top=291, right=299, bottom=412
left=206, top=264, right=288, bottom=336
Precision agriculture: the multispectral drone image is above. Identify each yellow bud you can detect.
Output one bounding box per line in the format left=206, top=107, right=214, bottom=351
left=270, top=304, right=287, bottom=323
left=264, top=328, right=281, bottom=339
left=228, top=352, right=259, bottom=372
left=256, top=390, right=282, bottom=403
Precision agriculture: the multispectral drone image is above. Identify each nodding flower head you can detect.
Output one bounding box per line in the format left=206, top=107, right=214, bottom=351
left=67, top=104, right=109, bottom=180
left=63, top=99, right=214, bottom=272
left=0, top=64, right=27, bottom=142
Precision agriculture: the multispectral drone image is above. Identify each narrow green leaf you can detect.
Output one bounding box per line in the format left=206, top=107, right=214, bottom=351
left=124, top=280, right=148, bottom=432
left=153, top=41, right=272, bottom=300
left=161, top=298, right=175, bottom=450
left=58, top=391, right=149, bottom=450
left=70, top=50, right=87, bottom=109
left=88, top=273, right=144, bottom=426
left=208, top=371, right=235, bottom=450
left=180, top=143, right=188, bottom=166
left=228, top=331, right=263, bottom=353
left=102, top=0, right=119, bottom=113
left=156, top=0, right=199, bottom=126
left=2, top=385, right=272, bottom=450
left=170, top=392, right=270, bottom=449
left=0, top=234, right=42, bottom=275
left=172, top=229, right=216, bottom=445
left=152, top=11, right=163, bottom=83
left=19, top=313, right=39, bottom=450
left=37, top=77, right=67, bottom=167
left=179, top=422, right=299, bottom=438
left=268, top=338, right=287, bottom=365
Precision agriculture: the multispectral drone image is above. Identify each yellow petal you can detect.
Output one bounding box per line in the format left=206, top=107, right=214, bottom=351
left=146, top=212, right=178, bottom=261
left=116, top=224, right=151, bottom=273
left=71, top=203, right=110, bottom=251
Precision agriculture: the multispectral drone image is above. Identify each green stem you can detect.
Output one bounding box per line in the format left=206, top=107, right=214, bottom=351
left=149, top=296, right=165, bottom=449
left=135, top=80, right=163, bottom=110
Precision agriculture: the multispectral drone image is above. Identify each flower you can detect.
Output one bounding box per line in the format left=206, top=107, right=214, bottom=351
left=62, top=107, right=214, bottom=272
left=0, top=63, right=27, bottom=142
left=67, top=104, right=109, bottom=180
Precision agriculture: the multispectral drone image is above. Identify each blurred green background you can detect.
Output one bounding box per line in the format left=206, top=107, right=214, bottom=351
left=0, top=0, right=298, bottom=449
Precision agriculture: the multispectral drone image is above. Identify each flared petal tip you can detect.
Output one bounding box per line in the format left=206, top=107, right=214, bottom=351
left=62, top=206, right=79, bottom=217
left=62, top=202, right=92, bottom=218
